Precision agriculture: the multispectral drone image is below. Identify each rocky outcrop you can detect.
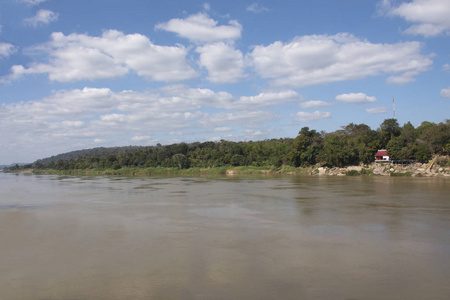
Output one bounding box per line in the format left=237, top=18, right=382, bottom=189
left=311, top=159, right=450, bottom=177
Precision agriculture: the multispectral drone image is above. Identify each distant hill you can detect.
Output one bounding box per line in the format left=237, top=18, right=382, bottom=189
left=35, top=146, right=150, bottom=165
left=0, top=163, right=30, bottom=170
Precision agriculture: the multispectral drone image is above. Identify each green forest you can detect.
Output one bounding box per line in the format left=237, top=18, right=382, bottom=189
left=6, top=119, right=450, bottom=172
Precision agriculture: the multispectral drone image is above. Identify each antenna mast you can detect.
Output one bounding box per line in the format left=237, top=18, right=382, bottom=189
left=392, top=97, right=395, bottom=118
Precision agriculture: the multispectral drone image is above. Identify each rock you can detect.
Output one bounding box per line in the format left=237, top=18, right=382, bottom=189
left=318, top=167, right=327, bottom=176
left=347, top=166, right=363, bottom=172
left=373, top=168, right=383, bottom=175
left=226, top=170, right=237, bottom=176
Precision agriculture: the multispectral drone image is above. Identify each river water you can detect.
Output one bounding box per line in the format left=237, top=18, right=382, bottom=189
left=0, top=172, right=449, bottom=299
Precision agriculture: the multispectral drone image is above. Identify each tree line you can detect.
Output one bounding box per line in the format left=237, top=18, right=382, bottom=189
left=6, top=119, right=449, bottom=171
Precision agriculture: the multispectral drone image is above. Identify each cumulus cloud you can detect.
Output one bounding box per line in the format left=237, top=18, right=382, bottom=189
left=2, top=30, right=197, bottom=83
left=236, top=90, right=300, bottom=108
left=443, top=64, right=450, bottom=72
left=365, top=107, right=388, bottom=114
left=295, top=111, right=331, bottom=122
left=24, top=9, right=58, bottom=27
left=441, top=87, right=450, bottom=98
left=250, top=33, right=432, bottom=87
left=196, top=42, right=246, bottom=83
left=247, top=3, right=269, bottom=13
left=159, top=85, right=300, bottom=110
left=0, top=42, right=17, bottom=58
left=155, top=12, right=242, bottom=43
left=336, top=93, right=377, bottom=104
left=299, top=100, right=333, bottom=109
left=381, top=0, right=450, bottom=37
left=1, top=85, right=294, bottom=157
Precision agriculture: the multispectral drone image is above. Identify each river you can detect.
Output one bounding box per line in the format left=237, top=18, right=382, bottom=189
left=0, top=172, right=449, bottom=299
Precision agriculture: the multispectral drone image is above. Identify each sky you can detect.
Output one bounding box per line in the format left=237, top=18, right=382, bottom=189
left=0, top=0, right=449, bottom=164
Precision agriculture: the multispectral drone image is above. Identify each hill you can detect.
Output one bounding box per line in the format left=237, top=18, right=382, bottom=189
left=36, top=146, right=149, bottom=165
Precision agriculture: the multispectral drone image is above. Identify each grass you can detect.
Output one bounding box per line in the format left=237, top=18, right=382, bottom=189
left=390, top=171, right=414, bottom=177
left=30, top=165, right=304, bottom=177
left=360, top=168, right=374, bottom=175
left=345, top=170, right=361, bottom=176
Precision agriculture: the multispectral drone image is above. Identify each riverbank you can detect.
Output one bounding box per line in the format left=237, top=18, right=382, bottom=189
left=20, top=165, right=306, bottom=177
left=312, top=161, right=450, bottom=177
left=7, top=157, right=450, bottom=177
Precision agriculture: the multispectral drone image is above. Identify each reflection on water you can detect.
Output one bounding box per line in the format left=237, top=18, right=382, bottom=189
left=0, top=173, right=449, bottom=299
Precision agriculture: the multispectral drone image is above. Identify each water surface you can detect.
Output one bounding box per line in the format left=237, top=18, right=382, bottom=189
left=0, top=173, right=449, bottom=299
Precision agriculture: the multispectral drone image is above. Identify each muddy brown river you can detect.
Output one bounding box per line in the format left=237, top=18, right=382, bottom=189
left=0, top=173, right=449, bottom=299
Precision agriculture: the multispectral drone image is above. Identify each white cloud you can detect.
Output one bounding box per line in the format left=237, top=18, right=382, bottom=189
left=250, top=33, right=432, bottom=87
left=336, top=93, right=377, bottom=104
left=2, top=30, right=197, bottom=83
left=382, top=0, right=450, bottom=37
left=0, top=85, right=294, bottom=161
left=159, top=85, right=299, bottom=110
left=295, top=111, right=331, bottom=122
left=365, top=107, right=388, bottom=114
left=214, top=127, right=232, bottom=132
left=155, top=12, right=242, bottom=42
left=24, top=9, right=58, bottom=27
left=100, top=113, right=129, bottom=123
left=376, top=0, right=393, bottom=15
left=0, top=42, right=17, bottom=58
left=441, top=87, right=450, bottom=98
left=247, top=3, right=269, bottom=13
left=299, top=100, right=333, bottom=109
left=237, top=90, right=300, bottom=108
left=16, top=0, right=48, bottom=5
left=199, top=110, right=275, bottom=126
left=131, top=135, right=151, bottom=141
left=196, top=42, right=246, bottom=83
left=244, top=129, right=265, bottom=136
left=443, top=64, right=450, bottom=72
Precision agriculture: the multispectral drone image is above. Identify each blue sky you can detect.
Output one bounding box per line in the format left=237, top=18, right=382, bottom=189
left=0, top=0, right=449, bottom=164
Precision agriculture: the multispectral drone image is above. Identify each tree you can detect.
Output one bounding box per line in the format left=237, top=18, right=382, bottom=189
left=416, top=121, right=436, bottom=137
left=400, top=121, right=416, bottom=143
left=413, top=143, right=431, bottom=163
left=290, top=127, right=322, bottom=167
left=419, top=122, right=450, bottom=153
left=230, top=154, right=247, bottom=166
left=342, top=123, right=371, bottom=136
left=320, top=134, right=354, bottom=167
left=172, top=154, right=190, bottom=169
left=379, top=118, right=401, bottom=146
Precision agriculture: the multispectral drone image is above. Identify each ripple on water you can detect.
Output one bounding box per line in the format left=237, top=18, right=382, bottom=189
left=0, top=204, right=48, bottom=210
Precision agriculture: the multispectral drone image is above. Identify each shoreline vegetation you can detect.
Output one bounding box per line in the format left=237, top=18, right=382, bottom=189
left=8, top=158, right=450, bottom=177
left=4, top=119, right=449, bottom=177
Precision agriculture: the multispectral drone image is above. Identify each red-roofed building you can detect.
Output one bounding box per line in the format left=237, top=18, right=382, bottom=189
left=375, top=150, right=390, bottom=162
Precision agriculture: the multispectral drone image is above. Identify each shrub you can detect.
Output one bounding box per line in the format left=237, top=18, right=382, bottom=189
left=345, top=170, right=360, bottom=176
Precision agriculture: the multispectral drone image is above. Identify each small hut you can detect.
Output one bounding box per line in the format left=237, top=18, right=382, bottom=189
left=375, top=149, right=390, bottom=162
